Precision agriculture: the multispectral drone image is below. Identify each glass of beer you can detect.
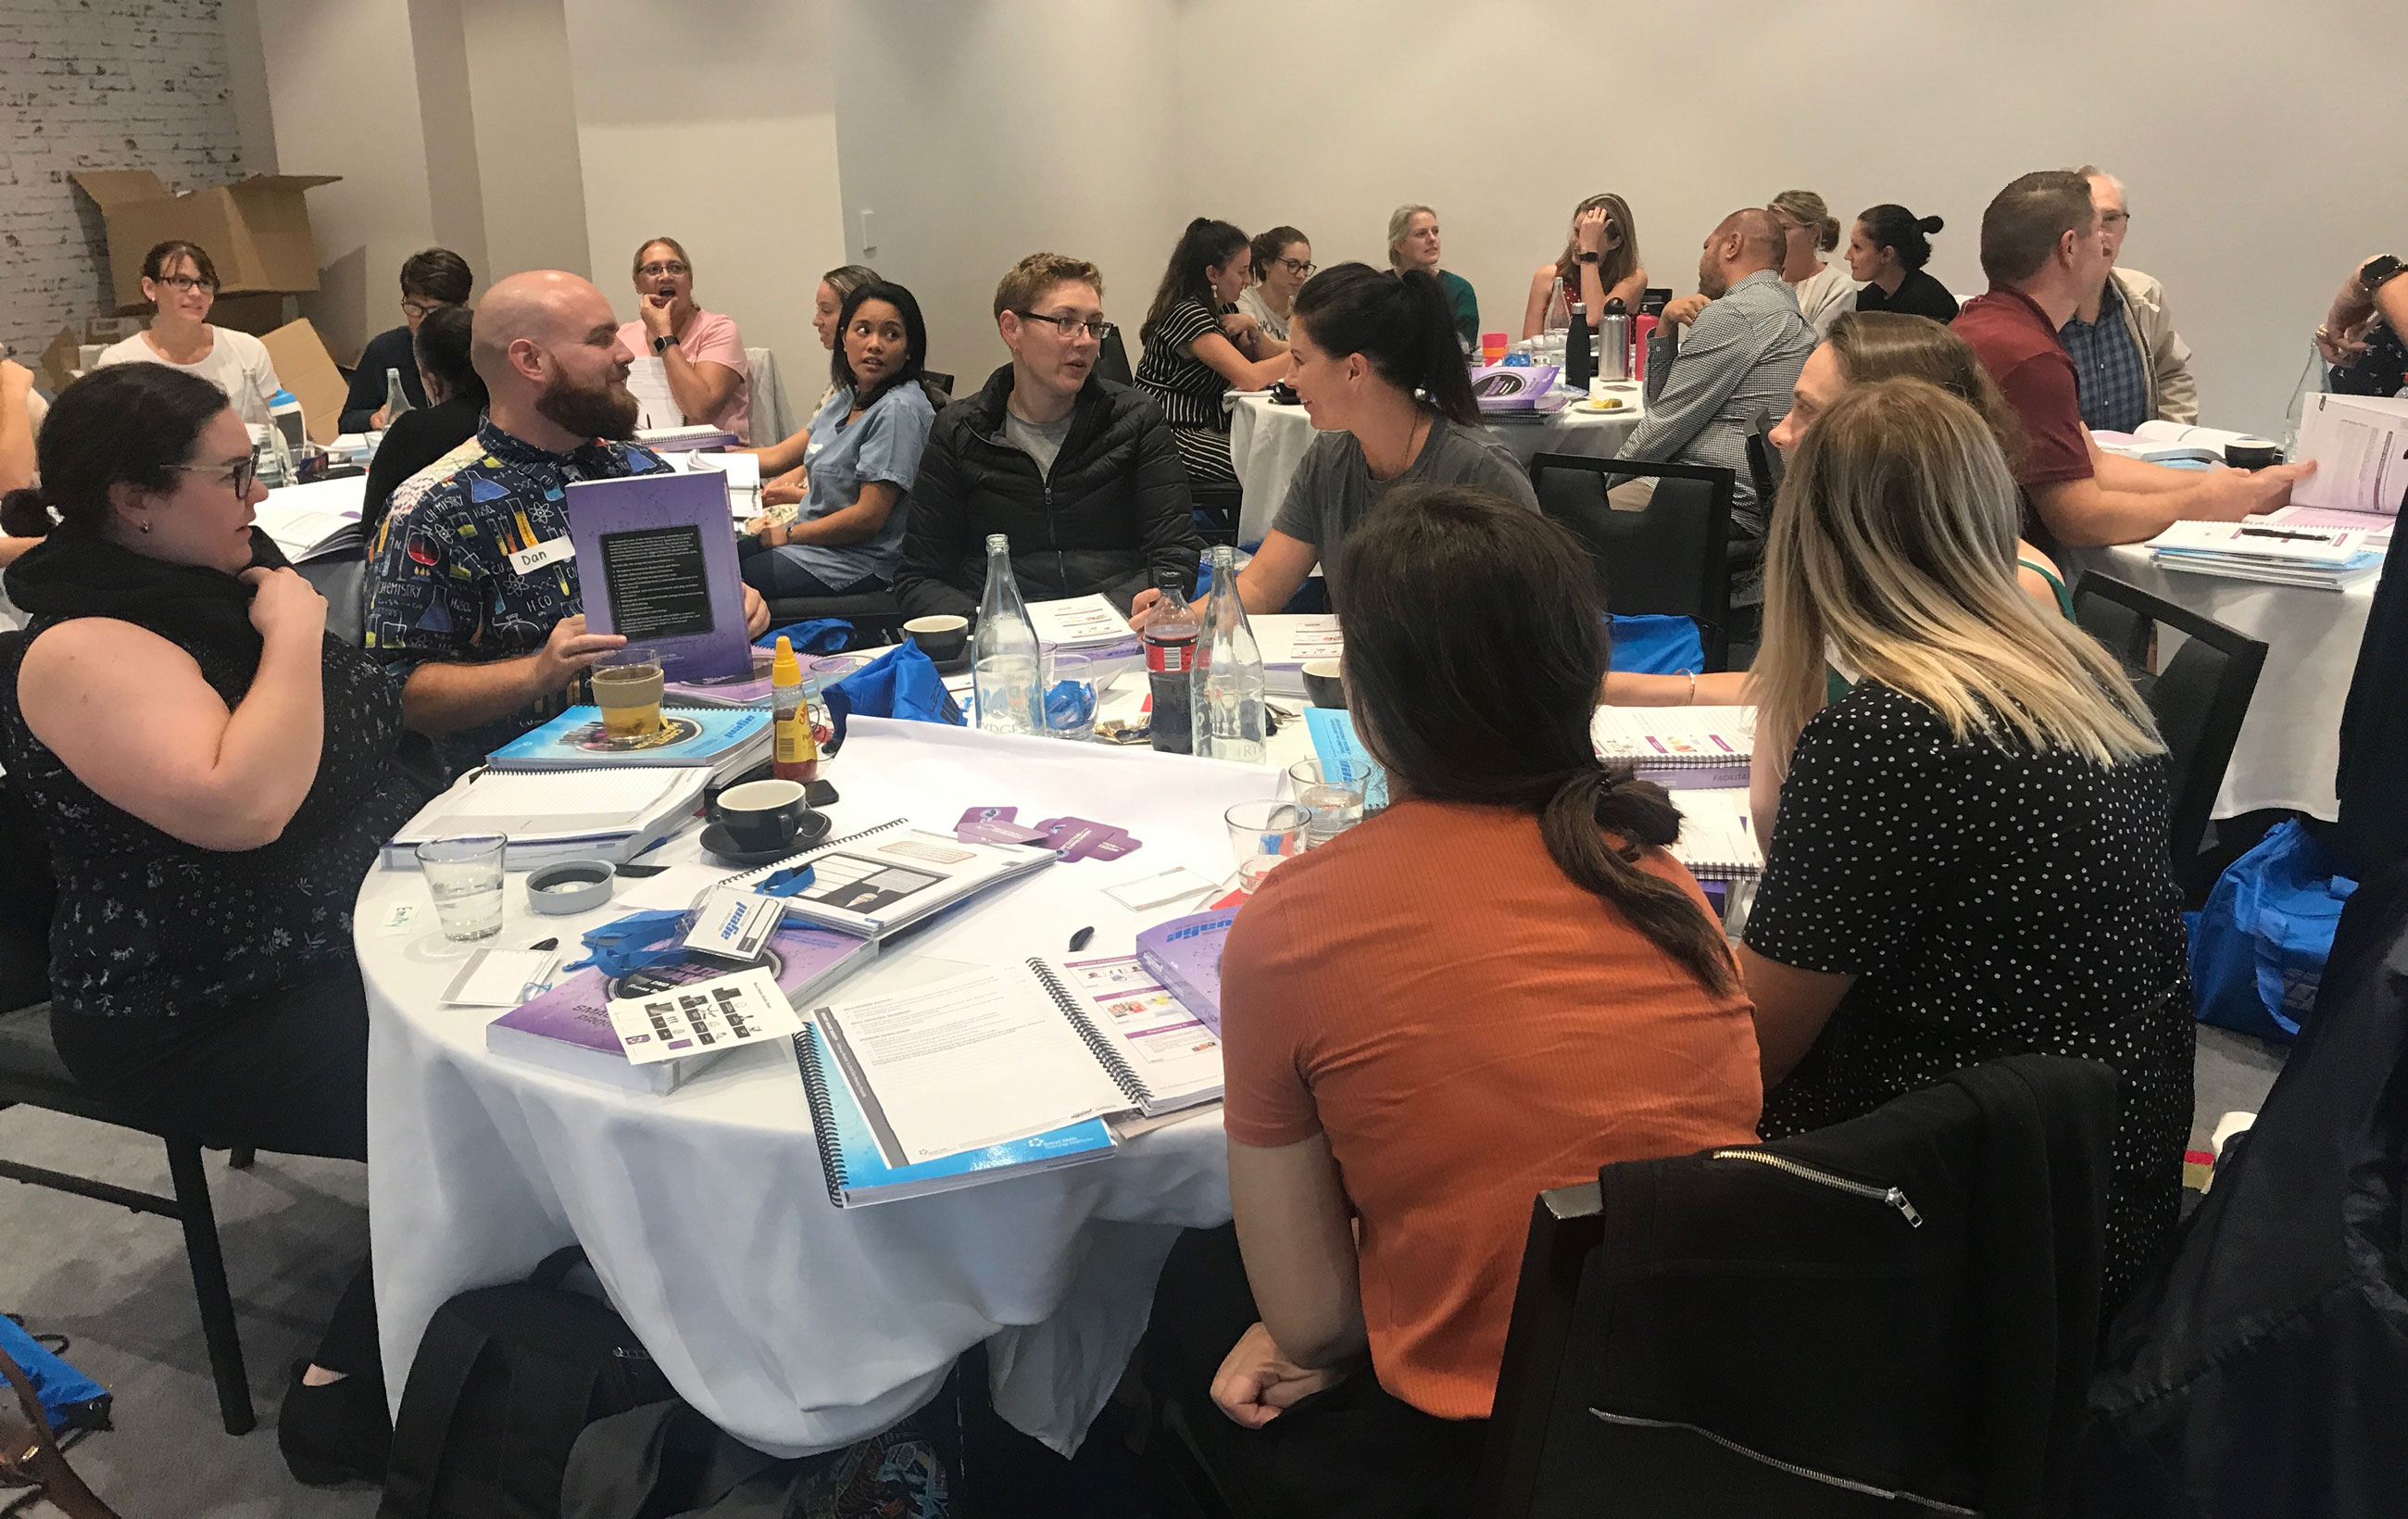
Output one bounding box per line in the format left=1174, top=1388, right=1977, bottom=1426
left=592, top=646, right=665, bottom=741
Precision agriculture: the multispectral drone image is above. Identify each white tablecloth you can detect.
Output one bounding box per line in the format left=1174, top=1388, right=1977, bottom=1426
left=364, top=719, right=1285, bottom=1457
left=1228, top=389, right=1645, bottom=544
left=2061, top=545, right=2377, bottom=821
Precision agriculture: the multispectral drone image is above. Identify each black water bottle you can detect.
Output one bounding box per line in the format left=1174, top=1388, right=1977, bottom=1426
left=1564, top=301, right=1593, bottom=389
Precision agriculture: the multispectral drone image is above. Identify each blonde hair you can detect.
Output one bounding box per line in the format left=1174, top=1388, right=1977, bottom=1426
left=1386, top=204, right=1436, bottom=270
left=1758, top=378, right=2162, bottom=777
left=1769, top=190, right=1840, bottom=253
left=632, top=236, right=692, bottom=279
left=994, top=252, right=1103, bottom=320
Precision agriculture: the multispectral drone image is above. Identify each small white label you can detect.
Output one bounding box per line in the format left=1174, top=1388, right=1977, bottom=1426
left=608, top=964, right=800, bottom=1064
left=679, top=887, right=784, bottom=963
left=375, top=901, right=422, bottom=937
left=509, top=536, right=576, bottom=575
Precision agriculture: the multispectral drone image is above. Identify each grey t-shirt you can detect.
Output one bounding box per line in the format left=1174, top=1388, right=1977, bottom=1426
left=1270, top=413, right=1537, bottom=591
left=1003, top=408, right=1075, bottom=479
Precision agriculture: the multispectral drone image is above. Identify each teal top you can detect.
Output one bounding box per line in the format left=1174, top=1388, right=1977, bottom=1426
left=2020, top=557, right=2076, bottom=621
left=1438, top=270, right=1478, bottom=350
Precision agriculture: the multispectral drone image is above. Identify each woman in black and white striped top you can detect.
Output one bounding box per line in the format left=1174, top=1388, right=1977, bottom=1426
left=1135, top=219, right=1294, bottom=486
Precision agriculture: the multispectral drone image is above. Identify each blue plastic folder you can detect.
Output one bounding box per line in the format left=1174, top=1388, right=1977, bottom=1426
left=1303, top=706, right=1389, bottom=811
left=792, top=1021, right=1115, bottom=1207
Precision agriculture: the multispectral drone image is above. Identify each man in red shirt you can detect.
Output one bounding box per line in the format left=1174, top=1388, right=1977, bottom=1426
left=1954, top=171, right=2312, bottom=546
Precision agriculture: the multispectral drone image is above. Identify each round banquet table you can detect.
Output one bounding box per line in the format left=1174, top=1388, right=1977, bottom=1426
left=1228, top=387, right=1645, bottom=544
left=2060, top=543, right=2378, bottom=821
left=363, top=718, right=1285, bottom=1458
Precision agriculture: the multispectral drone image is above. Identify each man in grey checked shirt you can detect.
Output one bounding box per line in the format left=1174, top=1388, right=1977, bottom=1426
left=1617, top=207, right=1816, bottom=541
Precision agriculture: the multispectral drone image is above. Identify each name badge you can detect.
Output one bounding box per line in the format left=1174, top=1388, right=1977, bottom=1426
left=509, top=536, right=575, bottom=575
left=680, top=887, right=784, bottom=964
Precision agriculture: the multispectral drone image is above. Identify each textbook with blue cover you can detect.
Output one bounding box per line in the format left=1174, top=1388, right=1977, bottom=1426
left=485, top=703, right=771, bottom=778
left=1304, top=706, right=1389, bottom=811
left=794, top=1013, right=1118, bottom=1208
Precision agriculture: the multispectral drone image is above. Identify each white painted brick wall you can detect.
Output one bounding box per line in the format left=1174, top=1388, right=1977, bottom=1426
left=0, top=0, right=246, bottom=366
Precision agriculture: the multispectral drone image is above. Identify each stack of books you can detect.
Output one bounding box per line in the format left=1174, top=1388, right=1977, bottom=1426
left=2147, top=521, right=2382, bottom=591
left=384, top=765, right=712, bottom=869
left=487, top=704, right=773, bottom=784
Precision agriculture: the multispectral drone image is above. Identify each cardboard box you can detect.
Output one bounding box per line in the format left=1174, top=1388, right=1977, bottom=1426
left=69, top=170, right=341, bottom=311
left=34, top=317, right=148, bottom=392
left=258, top=319, right=350, bottom=446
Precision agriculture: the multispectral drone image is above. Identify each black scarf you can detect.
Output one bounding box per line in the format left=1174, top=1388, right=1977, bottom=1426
left=4, top=521, right=290, bottom=658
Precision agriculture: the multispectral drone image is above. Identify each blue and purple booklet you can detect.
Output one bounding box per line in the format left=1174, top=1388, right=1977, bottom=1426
left=565, top=471, right=751, bottom=682
left=1135, top=907, right=1238, bottom=1037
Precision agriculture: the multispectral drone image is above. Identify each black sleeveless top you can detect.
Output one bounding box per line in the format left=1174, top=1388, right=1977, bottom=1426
left=0, top=532, right=424, bottom=1020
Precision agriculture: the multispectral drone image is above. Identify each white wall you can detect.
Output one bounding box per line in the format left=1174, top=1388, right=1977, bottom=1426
left=832, top=0, right=1180, bottom=390
left=460, top=0, right=591, bottom=282
left=250, top=0, right=441, bottom=365
left=1171, top=0, right=2407, bottom=433
left=563, top=0, right=847, bottom=400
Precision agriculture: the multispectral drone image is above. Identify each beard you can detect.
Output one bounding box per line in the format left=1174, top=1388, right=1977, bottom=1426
left=536, top=368, right=640, bottom=442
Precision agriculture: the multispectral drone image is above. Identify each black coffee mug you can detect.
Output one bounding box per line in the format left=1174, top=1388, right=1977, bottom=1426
left=1301, top=659, right=1346, bottom=709
left=904, top=614, right=970, bottom=664
left=714, top=778, right=809, bottom=853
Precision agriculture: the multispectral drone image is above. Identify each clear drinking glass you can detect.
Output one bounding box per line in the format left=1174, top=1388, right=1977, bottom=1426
left=1225, top=801, right=1307, bottom=894
left=1286, top=758, right=1366, bottom=847
left=416, top=834, right=507, bottom=941
left=1042, top=649, right=1100, bottom=741
left=592, top=646, right=665, bottom=742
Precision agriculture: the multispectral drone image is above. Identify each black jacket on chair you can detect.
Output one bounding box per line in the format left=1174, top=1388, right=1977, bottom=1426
left=891, top=364, right=1202, bottom=622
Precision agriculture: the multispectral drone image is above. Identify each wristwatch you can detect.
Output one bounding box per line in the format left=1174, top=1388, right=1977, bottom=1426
left=651, top=333, right=681, bottom=355
left=2359, top=255, right=2405, bottom=295
left=1575, top=252, right=1600, bottom=264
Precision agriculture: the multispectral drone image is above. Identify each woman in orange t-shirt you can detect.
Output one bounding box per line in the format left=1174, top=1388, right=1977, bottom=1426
left=1144, top=482, right=1762, bottom=1518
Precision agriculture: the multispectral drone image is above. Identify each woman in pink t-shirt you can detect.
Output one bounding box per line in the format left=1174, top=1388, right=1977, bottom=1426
left=615, top=235, right=751, bottom=442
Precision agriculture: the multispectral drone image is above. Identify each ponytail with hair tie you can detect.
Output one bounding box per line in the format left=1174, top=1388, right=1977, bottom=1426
left=0, top=486, right=55, bottom=541
left=1538, top=762, right=1737, bottom=995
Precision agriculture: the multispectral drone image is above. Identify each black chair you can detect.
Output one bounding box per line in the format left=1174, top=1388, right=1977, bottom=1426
left=295, top=547, right=367, bottom=645
left=1526, top=453, right=1736, bottom=671
left=1191, top=484, right=1243, bottom=546
left=1097, top=329, right=1134, bottom=386
left=2071, top=572, right=2268, bottom=899
left=1744, top=408, right=1784, bottom=508
left=0, top=730, right=257, bottom=1437
left=1476, top=1056, right=2114, bottom=1519
left=759, top=590, right=907, bottom=648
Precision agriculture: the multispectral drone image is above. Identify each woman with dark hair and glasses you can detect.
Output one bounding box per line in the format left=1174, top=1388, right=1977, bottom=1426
left=340, top=246, right=474, bottom=432
left=1235, top=226, right=1311, bottom=344
left=93, top=240, right=283, bottom=428
left=740, top=281, right=936, bottom=598
left=0, top=365, right=428, bottom=1487
left=1144, top=483, right=1761, bottom=1514
left=1134, top=218, right=1294, bottom=487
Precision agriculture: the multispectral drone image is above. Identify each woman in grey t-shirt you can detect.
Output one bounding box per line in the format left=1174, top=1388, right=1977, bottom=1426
left=1135, top=263, right=1533, bottom=627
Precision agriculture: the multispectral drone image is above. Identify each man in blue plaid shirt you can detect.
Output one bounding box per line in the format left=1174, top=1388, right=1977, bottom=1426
left=2058, top=168, right=2197, bottom=433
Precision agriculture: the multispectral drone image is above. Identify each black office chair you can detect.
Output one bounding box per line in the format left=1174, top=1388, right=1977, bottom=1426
left=295, top=547, right=367, bottom=645
left=0, top=668, right=258, bottom=1435
left=1191, top=484, right=1243, bottom=546
left=1526, top=453, right=1736, bottom=671
left=2071, top=573, right=2268, bottom=901
left=1744, top=408, right=1784, bottom=508
left=1097, top=329, right=1135, bottom=386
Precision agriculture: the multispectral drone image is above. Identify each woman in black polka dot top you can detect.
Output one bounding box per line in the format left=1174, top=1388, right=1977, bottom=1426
left=1737, top=377, right=2189, bottom=1311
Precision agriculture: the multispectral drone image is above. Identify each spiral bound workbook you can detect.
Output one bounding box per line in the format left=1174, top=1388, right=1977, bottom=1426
left=722, top=818, right=1056, bottom=937
left=792, top=956, right=1222, bottom=1207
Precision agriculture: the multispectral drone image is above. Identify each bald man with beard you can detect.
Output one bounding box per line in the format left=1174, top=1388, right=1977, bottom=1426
left=364, top=269, right=768, bottom=774
left=1613, top=207, right=1816, bottom=539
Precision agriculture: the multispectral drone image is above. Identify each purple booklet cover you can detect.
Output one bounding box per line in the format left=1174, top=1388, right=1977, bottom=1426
left=1134, top=907, right=1238, bottom=1036
left=565, top=471, right=751, bottom=682
left=492, top=921, right=872, bottom=1061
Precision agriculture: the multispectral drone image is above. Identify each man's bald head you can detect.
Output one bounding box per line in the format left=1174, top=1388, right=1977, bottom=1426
left=472, top=269, right=639, bottom=451
left=1698, top=207, right=1785, bottom=299
left=471, top=270, right=617, bottom=385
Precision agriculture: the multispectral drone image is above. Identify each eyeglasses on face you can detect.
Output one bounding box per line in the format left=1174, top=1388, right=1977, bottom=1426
left=2100, top=211, right=2132, bottom=227
left=1275, top=258, right=1316, bottom=277
left=174, top=455, right=258, bottom=496
left=1012, top=311, right=1114, bottom=340
left=155, top=274, right=217, bottom=295
left=400, top=297, right=447, bottom=320
left=637, top=261, right=690, bottom=279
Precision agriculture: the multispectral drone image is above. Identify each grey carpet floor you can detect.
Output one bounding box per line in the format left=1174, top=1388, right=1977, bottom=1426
left=0, top=1027, right=2292, bottom=1518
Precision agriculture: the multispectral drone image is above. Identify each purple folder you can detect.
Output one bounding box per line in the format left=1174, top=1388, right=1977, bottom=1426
left=565, top=471, right=751, bottom=682
left=1135, top=907, right=1238, bottom=1036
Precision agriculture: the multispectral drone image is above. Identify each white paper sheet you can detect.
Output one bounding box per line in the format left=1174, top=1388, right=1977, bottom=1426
left=441, top=948, right=559, bottom=1008
left=608, top=964, right=801, bottom=1064
left=820, top=970, right=1124, bottom=1161
left=2290, top=393, right=2408, bottom=514
left=626, top=356, right=685, bottom=432
left=1027, top=595, right=1134, bottom=649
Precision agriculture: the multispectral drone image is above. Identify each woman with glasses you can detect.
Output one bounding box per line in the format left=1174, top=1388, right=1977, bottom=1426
left=740, top=281, right=937, bottom=599
left=0, top=364, right=429, bottom=1487
left=93, top=241, right=283, bottom=429
left=339, top=247, right=474, bottom=433
left=1521, top=193, right=1647, bottom=340
left=896, top=253, right=1203, bottom=621
left=1236, top=228, right=1312, bottom=345
left=1135, top=219, right=1294, bottom=488
left=613, top=236, right=752, bottom=443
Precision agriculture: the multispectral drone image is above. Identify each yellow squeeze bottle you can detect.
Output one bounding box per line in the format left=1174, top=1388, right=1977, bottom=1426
left=770, top=637, right=819, bottom=782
